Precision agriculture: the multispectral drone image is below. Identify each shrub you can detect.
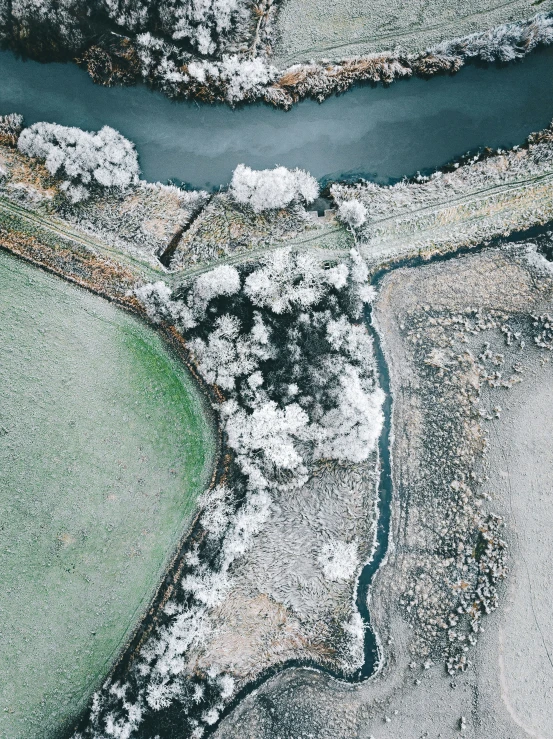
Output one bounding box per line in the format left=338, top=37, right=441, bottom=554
left=230, top=163, right=319, bottom=212
left=18, top=122, right=140, bottom=202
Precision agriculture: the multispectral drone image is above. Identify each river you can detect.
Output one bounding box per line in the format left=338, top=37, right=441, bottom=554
left=1, top=47, right=553, bottom=190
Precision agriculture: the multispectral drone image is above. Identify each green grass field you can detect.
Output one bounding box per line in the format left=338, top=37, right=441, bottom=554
left=0, top=250, right=215, bottom=738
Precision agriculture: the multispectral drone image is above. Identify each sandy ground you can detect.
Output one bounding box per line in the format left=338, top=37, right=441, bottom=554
left=213, top=246, right=553, bottom=738
left=273, top=0, right=553, bottom=66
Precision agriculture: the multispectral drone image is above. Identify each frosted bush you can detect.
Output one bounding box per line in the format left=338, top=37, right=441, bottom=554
left=221, top=56, right=277, bottom=103
left=318, top=538, right=359, bottom=582
left=314, top=366, right=385, bottom=463
left=201, top=707, right=220, bottom=725
left=188, top=264, right=241, bottom=315
left=18, top=122, right=140, bottom=202
left=435, top=12, right=553, bottom=63
left=230, top=164, right=319, bottom=212
left=218, top=674, right=235, bottom=700
left=342, top=611, right=365, bottom=671
left=244, top=248, right=325, bottom=313
left=182, top=567, right=231, bottom=608
left=199, top=484, right=232, bottom=539
left=0, top=112, right=23, bottom=145
left=338, top=199, right=368, bottom=229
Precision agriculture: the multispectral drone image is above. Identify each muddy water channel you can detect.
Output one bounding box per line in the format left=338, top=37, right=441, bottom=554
left=1, top=46, right=553, bottom=189
left=0, top=250, right=215, bottom=739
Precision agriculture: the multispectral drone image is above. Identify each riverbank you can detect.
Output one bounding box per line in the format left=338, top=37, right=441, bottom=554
left=0, top=198, right=385, bottom=738
left=5, top=116, right=553, bottom=281
left=2, top=6, right=553, bottom=107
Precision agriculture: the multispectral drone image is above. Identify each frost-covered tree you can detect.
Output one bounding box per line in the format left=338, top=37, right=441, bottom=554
left=244, top=249, right=326, bottom=313
left=230, top=164, right=319, bottom=212
left=156, top=0, right=245, bottom=56
left=318, top=538, right=359, bottom=582
left=189, top=312, right=273, bottom=390
left=337, top=199, right=368, bottom=230
left=314, top=364, right=385, bottom=463
left=18, top=122, right=140, bottom=202
left=188, top=264, right=241, bottom=315
left=0, top=113, right=23, bottom=146
left=100, top=0, right=151, bottom=32
left=223, top=397, right=310, bottom=489
left=9, top=0, right=87, bottom=57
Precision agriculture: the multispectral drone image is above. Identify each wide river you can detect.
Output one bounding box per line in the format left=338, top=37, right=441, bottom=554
left=1, top=47, right=553, bottom=189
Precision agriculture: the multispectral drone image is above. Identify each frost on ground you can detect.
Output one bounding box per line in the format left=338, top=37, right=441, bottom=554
left=210, top=240, right=553, bottom=739
left=332, top=122, right=553, bottom=268
left=72, top=247, right=383, bottom=738
left=273, top=0, right=553, bottom=64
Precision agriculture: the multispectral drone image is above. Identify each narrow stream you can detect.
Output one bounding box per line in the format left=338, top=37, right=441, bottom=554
left=356, top=306, right=393, bottom=679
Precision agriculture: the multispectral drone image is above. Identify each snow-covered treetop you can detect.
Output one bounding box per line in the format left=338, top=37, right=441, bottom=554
left=230, top=164, right=319, bottom=213
left=188, top=264, right=241, bottom=315
left=18, top=122, right=140, bottom=202
left=337, top=199, right=368, bottom=230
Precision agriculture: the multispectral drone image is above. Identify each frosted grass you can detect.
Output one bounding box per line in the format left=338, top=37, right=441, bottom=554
left=0, top=250, right=215, bottom=738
